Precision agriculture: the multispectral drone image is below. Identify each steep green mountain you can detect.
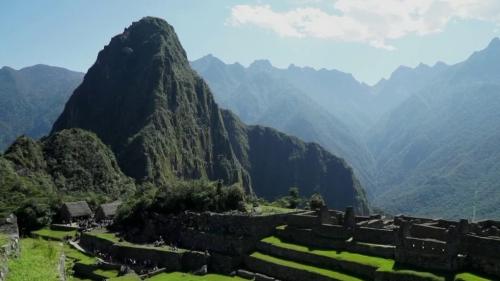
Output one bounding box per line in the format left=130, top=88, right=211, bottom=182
left=0, top=65, right=83, bottom=151
left=0, top=128, right=135, bottom=216
left=51, top=17, right=368, bottom=212
left=191, top=55, right=376, bottom=194
left=51, top=17, right=248, bottom=189
left=222, top=110, right=369, bottom=214
left=368, top=38, right=500, bottom=219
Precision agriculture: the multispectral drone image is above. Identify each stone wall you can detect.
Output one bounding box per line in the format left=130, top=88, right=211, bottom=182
left=464, top=234, right=500, bottom=278
left=354, top=227, right=395, bottom=245
left=80, top=233, right=207, bottom=271
left=410, top=224, right=447, bottom=241
left=256, top=241, right=377, bottom=279
left=0, top=214, right=19, bottom=281
left=244, top=254, right=337, bottom=281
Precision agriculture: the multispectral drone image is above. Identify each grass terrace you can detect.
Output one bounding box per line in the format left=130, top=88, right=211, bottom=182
left=250, top=252, right=364, bottom=281
left=108, top=273, right=141, bottom=281
left=260, top=236, right=497, bottom=281
left=32, top=227, right=77, bottom=241
left=7, top=238, right=63, bottom=281
left=87, top=230, right=186, bottom=252
left=246, top=204, right=297, bottom=215
left=262, top=236, right=446, bottom=280
left=146, top=272, right=247, bottom=281
left=455, top=273, right=494, bottom=281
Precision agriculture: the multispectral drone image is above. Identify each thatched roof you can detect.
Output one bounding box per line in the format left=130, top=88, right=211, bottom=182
left=98, top=201, right=121, bottom=218
left=63, top=201, right=92, bottom=218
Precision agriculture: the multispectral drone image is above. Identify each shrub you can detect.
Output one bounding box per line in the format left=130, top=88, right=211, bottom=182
left=309, top=193, right=325, bottom=210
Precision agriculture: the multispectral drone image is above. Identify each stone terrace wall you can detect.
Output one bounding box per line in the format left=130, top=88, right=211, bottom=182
left=354, top=227, right=395, bottom=245
left=409, top=224, right=447, bottom=241
left=0, top=214, right=19, bottom=281
left=464, top=234, right=500, bottom=278
left=80, top=233, right=207, bottom=271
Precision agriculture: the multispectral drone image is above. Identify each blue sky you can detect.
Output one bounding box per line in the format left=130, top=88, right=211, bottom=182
left=1, top=0, right=499, bottom=84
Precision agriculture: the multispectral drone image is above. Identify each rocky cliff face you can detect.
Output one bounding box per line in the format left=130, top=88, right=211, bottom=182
left=51, top=17, right=368, bottom=212
left=222, top=110, right=369, bottom=214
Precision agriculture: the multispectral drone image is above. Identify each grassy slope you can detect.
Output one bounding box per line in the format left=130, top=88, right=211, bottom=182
left=147, top=272, right=246, bottom=281
left=7, top=238, right=62, bottom=281
left=88, top=231, right=185, bottom=252
left=250, top=252, right=363, bottom=281
left=31, top=228, right=77, bottom=241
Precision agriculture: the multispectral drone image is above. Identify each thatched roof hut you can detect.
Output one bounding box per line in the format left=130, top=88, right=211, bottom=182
left=95, top=201, right=121, bottom=221
left=60, top=201, right=92, bottom=223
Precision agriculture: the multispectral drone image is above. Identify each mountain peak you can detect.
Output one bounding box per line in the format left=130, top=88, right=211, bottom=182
left=249, top=59, right=273, bottom=71
left=487, top=37, right=500, bottom=48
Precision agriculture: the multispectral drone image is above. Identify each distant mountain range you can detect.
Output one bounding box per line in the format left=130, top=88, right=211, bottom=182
left=0, top=17, right=369, bottom=216
left=191, top=55, right=376, bottom=193
left=1, top=22, right=500, bottom=219
left=192, top=39, right=500, bottom=220
left=0, top=65, right=83, bottom=150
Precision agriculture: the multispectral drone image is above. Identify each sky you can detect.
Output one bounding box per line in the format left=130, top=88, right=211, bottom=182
left=1, top=0, right=500, bottom=85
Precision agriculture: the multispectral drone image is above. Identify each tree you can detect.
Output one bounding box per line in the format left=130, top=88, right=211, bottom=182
left=309, top=193, right=325, bottom=210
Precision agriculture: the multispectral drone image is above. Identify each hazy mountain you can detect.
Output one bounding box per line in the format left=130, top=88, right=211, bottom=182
left=368, top=38, right=500, bottom=219
left=192, top=55, right=376, bottom=194
left=51, top=17, right=369, bottom=211
left=370, top=62, right=449, bottom=120
left=0, top=65, right=84, bottom=151
left=223, top=110, right=369, bottom=214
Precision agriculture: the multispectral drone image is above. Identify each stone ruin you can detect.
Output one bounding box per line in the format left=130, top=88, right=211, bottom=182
left=278, top=208, right=500, bottom=278
left=0, top=214, right=19, bottom=281
left=41, top=203, right=500, bottom=279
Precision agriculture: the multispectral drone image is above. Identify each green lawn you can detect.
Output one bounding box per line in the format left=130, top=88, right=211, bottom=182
left=108, top=273, right=141, bottom=281
left=7, top=238, right=63, bottom=281
left=147, top=272, right=246, bottom=280
left=31, top=228, right=77, bottom=241
left=88, top=230, right=185, bottom=252
left=455, top=273, right=493, bottom=281
left=250, top=252, right=363, bottom=281
left=63, top=243, right=96, bottom=265
left=0, top=233, right=9, bottom=246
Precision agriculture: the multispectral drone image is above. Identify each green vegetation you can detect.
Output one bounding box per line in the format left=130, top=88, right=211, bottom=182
left=147, top=272, right=246, bottom=281
left=7, top=238, right=63, bottom=281
left=0, top=129, right=136, bottom=232
left=261, top=236, right=447, bottom=281
left=31, top=228, right=76, bottom=241
left=309, top=193, right=326, bottom=209
left=115, top=180, right=246, bottom=229
left=86, top=230, right=185, bottom=253
left=63, top=243, right=97, bottom=265
left=262, top=236, right=393, bottom=269
left=0, top=233, right=9, bottom=246
left=250, top=252, right=363, bottom=281
left=454, top=273, right=492, bottom=281
left=254, top=204, right=295, bottom=214
left=108, top=274, right=141, bottom=281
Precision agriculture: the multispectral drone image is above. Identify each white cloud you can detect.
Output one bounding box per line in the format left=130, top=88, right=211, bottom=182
left=228, top=0, right=500, bottom=50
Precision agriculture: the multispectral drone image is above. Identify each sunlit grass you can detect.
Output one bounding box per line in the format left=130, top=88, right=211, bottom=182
left=7, top=238, right=62, bottom=281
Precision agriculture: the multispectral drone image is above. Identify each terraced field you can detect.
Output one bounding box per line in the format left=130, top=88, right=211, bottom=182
left=244, top=235, right=493, bottom=281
